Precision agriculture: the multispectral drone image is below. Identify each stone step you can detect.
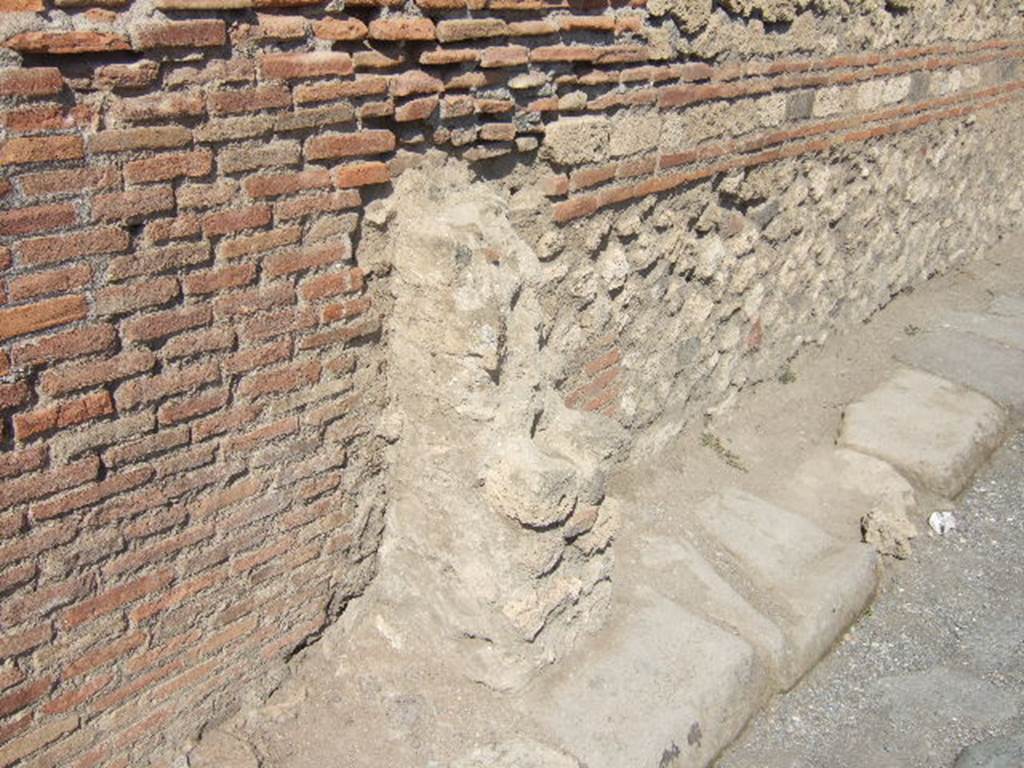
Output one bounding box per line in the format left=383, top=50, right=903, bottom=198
left=895, top=327, right=1024, bottom=413
left=838, top=367, right=1008, bottom=498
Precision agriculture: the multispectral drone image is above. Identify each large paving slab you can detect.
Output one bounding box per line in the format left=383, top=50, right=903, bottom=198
left=838, top=367, right=1008, bottom=498
left=895, top=327, right=1024, bottom=412
left=939, top=309, right=1024, bottom=350
left=521, top=590, right=761, bottom=768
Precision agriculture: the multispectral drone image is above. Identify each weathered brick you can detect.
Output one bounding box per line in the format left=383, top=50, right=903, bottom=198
left=243, top=168, right=331, bottom=198
left=223, top=338, right=291, bottom=375
left=31, top=465, right=153, bottom=522
left=237, top=359, right=320, bottom=399
left=94, top=61, right=160, bottom=90
left=435, top=18, right=506, bottom=42
left=114, top=92, right=206, bottom=123
left=5, top=30, right=130, bottom=54
left=480, top=45, right=529, bottom=68
left=124, top=150, right=213, bottom=183
left=294, top=77, right=388, bottom=104
left=194, top=115, right=275, bottom=143
left=0, top=381, right=31, bottom=410
left=395, top=96, right=438, bottom=122
left=134, top=20, right=226, bottom=49
left=96, top=276, right=179, bottom=315
left=219, top=140, right=300, bottom=173
left=202, top=205, right=272, bottom=237
left=239, top=306, right=316, bottom=342
left=393, top=70, right=445, bottom=97
left=273, top=104, right=355, bottom=133
left=88, top=126, right=192, bottom=153
left=313, top=17, right=368, bottom=40
left=18, top=226, right=128, bottom=266
left=163, top=326, right=235, bottom=360
left=145, top=214, right=203, bottom=244
left=115, top=360, right=220, bottom=410
left=2, top=103, right=94, bottom=133
left=264, top=243, right=347, bottom=277
left=0, top=135, right=84, bottom=166
left=218, top=226, right=301, bottom=259
left=13, top=391, right=114, bottom=442
left=305, top=129, right=396, bottom=160
left=0, top=715, right=76, bottom=767
left=12, top=323, right=117, bottom=367
left=93, top=186, right=176, bottom=222
left=0, top=68, right=63, bottom=97
left=158, top=386, right=229, bottom=425
left=62, top=569, right=174, bottom=629
left=333, top=162, right=390, bottom=188
left=0, top=677, right=53, bottom=718
left=369, top=16, right=436, bottom=41
left=0, top=203, right=77, bottom=236
left=0, top=295, right=88, bottom=342
left=299, top=267, right=364, bottom=300
left=260, top=52, right=354, bottom=80
left=107, top=242, right=210, bottom=281
left=103, top=426, right=190, bottom=469
left=208, top=85, right=291, bottom=115
left=323, top=296, right=371, bottom=322
left=183, top=263, right=256, bottom=294
left=39, top=350, right=156, bottom=397
left=122, top=305, right=212, bottom=342
left=275, top=190, right=360, bottom=220
left=0, top=446, right=47, bottom=481
left=17, top=167, right=120, bottom=198
left=0, top=455, right=98, bottom=509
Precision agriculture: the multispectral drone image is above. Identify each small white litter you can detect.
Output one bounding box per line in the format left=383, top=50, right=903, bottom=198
left=928, top=510, right=957, bottom=535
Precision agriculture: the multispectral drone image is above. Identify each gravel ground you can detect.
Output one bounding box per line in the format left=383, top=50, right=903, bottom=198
left=716, top=430, right=1024, bottom=768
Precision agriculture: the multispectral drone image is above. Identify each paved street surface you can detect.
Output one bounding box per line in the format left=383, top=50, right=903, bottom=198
left=717, top=431, right=1024, bottom=768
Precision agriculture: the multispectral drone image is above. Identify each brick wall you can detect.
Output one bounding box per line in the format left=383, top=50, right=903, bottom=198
left=0, top=0, right=1022, bottom=763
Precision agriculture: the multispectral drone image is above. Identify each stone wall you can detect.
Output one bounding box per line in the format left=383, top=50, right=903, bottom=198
left=0, top=0, right=1022, bottom=764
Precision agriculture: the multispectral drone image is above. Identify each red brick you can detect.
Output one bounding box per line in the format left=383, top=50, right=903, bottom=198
left=223, top=415, right=297, bottom=454
left=62, top=569, right=174, bottom=629
left=202, top=205, right=272, bottom=237
left=0, top=445, right=47, bottom=480
left=0, top=714, right=77, bottom=766
left=145, top=215, right=202, bottom=244
left=480, top=122, right=516, bottom=141
left=18, top=226, right=128, bottom=266
left=0, top=68, right=63, bottom=97
left=0, top=0, right=42, bottom=11
left=260, top=51, right=354, bottom=80
left=14, top=390, right=114, bottom=442
left=218, top=226, right=301, bottom=259
left=96, top=276, right=178, bottom=315
left=369, top=16, right=436, bottom=41
left=114, top=243, right=206, bottom=282
left=94, top=61, right=160, bottom=90
left=293, top=77, right=388, bottom=105
left=158, top=387, right=229, bottom=425
left=88, top=126, right=192, bottom=153
left=192, top=404, right=262, bottom=442
left=93, top=186, right=175, bottom=222
left=275, top=190, right=360, bottom=220
left=43, top=672, right=114, bottom=715
left=420, top=49, right=480, bottom=65
left=305, top=129, right=396, bottom=160
left=480, top=45, right=529, bottom=68
left=12, top=323, right=117, bottom=367
left=323, top=296, right=371, bottom=322
left=0, top=295, right=88, bottom=342
left=124, top=150, right=213, bottom=184
left=212, top=284, right=294, bottom=317
left=531, top=45, right=600, bottom=63
left=208, top=85, right=291, bottom=115
left=164, top=327, right=235, bottom=360
left=0, top=381, right=31, bottom=410
left=435, top=18, right=506, bottom=42
left=1, top=575, right=94, bottom=626
left=0, top=203, right=76, bottom=236
left=0, top=135, right=84, bottom=166
left=39, top=349, right=156, bottom=397
left=395, top=96, right=438, bottom=122
left=237, top=359, right=320, bottom=399
left=333, top=161, right=390, bottom=188
left=5, top=31, right=130, bottom=55
left=0, top=455, right=98, bottom=509
left=0, top=623, right=52, bottom=659
left=115, top=360, right=220, bottom=410
left=296, top=266, right=364, bottom=299
left=392, top=70, right=444, bottom=97
left=122, top=305, right=212, bottom=342
left=313, top=17, right=367, bottom=40
left=0, top=677, right=53, bottom=719
left=223, top=338, right=292, bottom=375
left=239, top=306, right=316, bottom=342
left=183, top=263, right=257, bottom=295
left=7, top=264, right=92, bottom=302
left=265, top=243, right=347, bottom=277
left=243, top=168, right=331, bottom=198
left=114, top=93, right=206, bottom=123
left=134, top=20, right=226, bottom=49
left=17, top=167, right=120, bottom=198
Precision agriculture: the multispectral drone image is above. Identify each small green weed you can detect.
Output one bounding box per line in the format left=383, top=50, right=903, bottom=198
left=701, top=431, right=748, bottom=472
